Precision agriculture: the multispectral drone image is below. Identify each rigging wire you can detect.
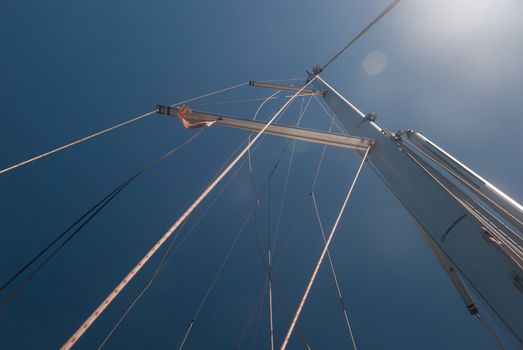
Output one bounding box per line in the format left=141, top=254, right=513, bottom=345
left=236, top=282, right=269, bottom=349
left=308, top=100, right=359, bottom=348
left=250, top=296, right=265, bottom=350
left=157, top=128, right=280, bottom=274
left=245, top=93, right=346, bottom=349
left=242, top=92, right=349, bottom=349
left=475, top=313, right=506, bottom=350
left=160, top=135, right=267, bottom=268
left=248, top=94, right=312, bottom=349
left=189, top=93, right=312, bottom=108
left=270, top=282, right=313, bottom=350
left=246, top=90, right=286, bottom=272
left=313, top=95, right=346, bottom=135
left=98, top=94, right=296, bottom=348
left=175, top=206, right=256, bottom=350
left=97, top=135, right=257, bottom=349
left=241, top=139, right=292, bottom=349
left=310, top=98, right=336, bottom=191
left=250, top=90, right=286, bottom=350
left=61, top=77, right=318, bottom=350
left=175, top=92, right=292, bottom=350
left=175, top=82, right=249, bottom=106
left=236, top=101, right=352, bottom=349
left=2, top=82, right=254, bottom=307
left=247, top=195, right=315, bottom=350
left=96, top=217, right=189, bottom=350
left=271, top=95, right=313, bottom=251
left=319, top=0, right=402, bottom=72
left=163, top=92, right=283, bottom=273
left=243, top=281, right=315, bottom=350
left=177, top=91, right=312, bottom=350
left=311, top=193, right=358, bottom=350
left=0, top=82, right=248, bottom=175
left=0, top=128, right=207, bottom=310
left=249, top=215, right=317, bottom=350
left=252, top=91, right=282, bottom=122
left=0, top=110, right=155, bottom=175
left=257, top=78, right=304, bottom=83
left=273, top=196, right=312, bottom=269
left=146, top=105, right=301, bottom=350
left=245, top=113, right=317, bottom=350
left=398, top=144, right=523, bottom=345
left=366, top=158, right=509, bottom=350
left=267, top=179, right=275, bottom=350
left=280, top=146, right=371, bottom=350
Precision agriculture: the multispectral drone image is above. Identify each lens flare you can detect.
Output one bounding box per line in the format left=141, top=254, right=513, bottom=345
left=362, top=50, right=387, bottom=76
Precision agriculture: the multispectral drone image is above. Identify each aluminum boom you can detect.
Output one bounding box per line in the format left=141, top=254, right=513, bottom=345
left=156, top=105, right=374, bottom=151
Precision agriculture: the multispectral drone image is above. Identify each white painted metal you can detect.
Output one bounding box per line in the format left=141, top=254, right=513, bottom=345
left=313, top=75, right=523, bottom=346
left=156, top=105, right=374, bottom=151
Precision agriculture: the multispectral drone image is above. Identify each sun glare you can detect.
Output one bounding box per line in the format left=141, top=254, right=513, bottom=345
left=395, top=0, right=522, bottom=90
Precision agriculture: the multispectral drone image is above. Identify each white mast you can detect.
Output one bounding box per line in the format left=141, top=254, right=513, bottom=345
left=312, top=74, right=523, bottom=346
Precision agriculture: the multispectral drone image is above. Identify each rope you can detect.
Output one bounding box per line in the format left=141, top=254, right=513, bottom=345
left=266, top=95, right=307, bottom=350
left=310, top=107, right=359, bottom=348
left=249, top=94, right=312, bottom=350
left=173, top=120, right=296, bottom=350
left=247, top=140, right=285, bottom=350
left=160, top=134, right=270, bottom=268
left=311, top=193, right=358, bottom=350
left=97, top=135, right=257, bottom=349
left=320, top=0, right=402, bottom=72
left=0, top=111, right=155, bottom=175
left=280, top=146, right=370, bottom=350
left=61, top=77, right=317, bottom=350
left=96, top=221, right=186, bottom=350
left=271, top=282, right=313, bottom=350
left=193, top=123, right=305, bottom=349
left=245, top=122, right=316, bottom=350
left=0, top=128, right=207, bottom=310
left=159, top=130, right=277, bottom=274
left=0, top=82, right=248, bottom=175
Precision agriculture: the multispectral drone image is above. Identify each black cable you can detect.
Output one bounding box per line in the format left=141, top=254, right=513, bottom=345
left=235, top=281, right=269, bottom=349
left=0, top=181, right=127, bottom=295
left=246, top=144, right=315, bottom=350
left=0, top=128, right=207, bottom=309
left=320, top=0, right=402, bottom=72
left=172, top=139, right=292, bottom=350
left=96, top=133, right=270, bottom=349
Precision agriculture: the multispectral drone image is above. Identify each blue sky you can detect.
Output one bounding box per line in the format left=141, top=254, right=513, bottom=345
left=1, top=1, right=522, bottom=349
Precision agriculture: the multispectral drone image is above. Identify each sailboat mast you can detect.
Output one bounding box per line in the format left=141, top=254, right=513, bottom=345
left=312, top=74, right=523, bottom=346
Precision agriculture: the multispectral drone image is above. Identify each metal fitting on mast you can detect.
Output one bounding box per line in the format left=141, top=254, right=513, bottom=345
left=364, top=112, right=377, bottom=123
